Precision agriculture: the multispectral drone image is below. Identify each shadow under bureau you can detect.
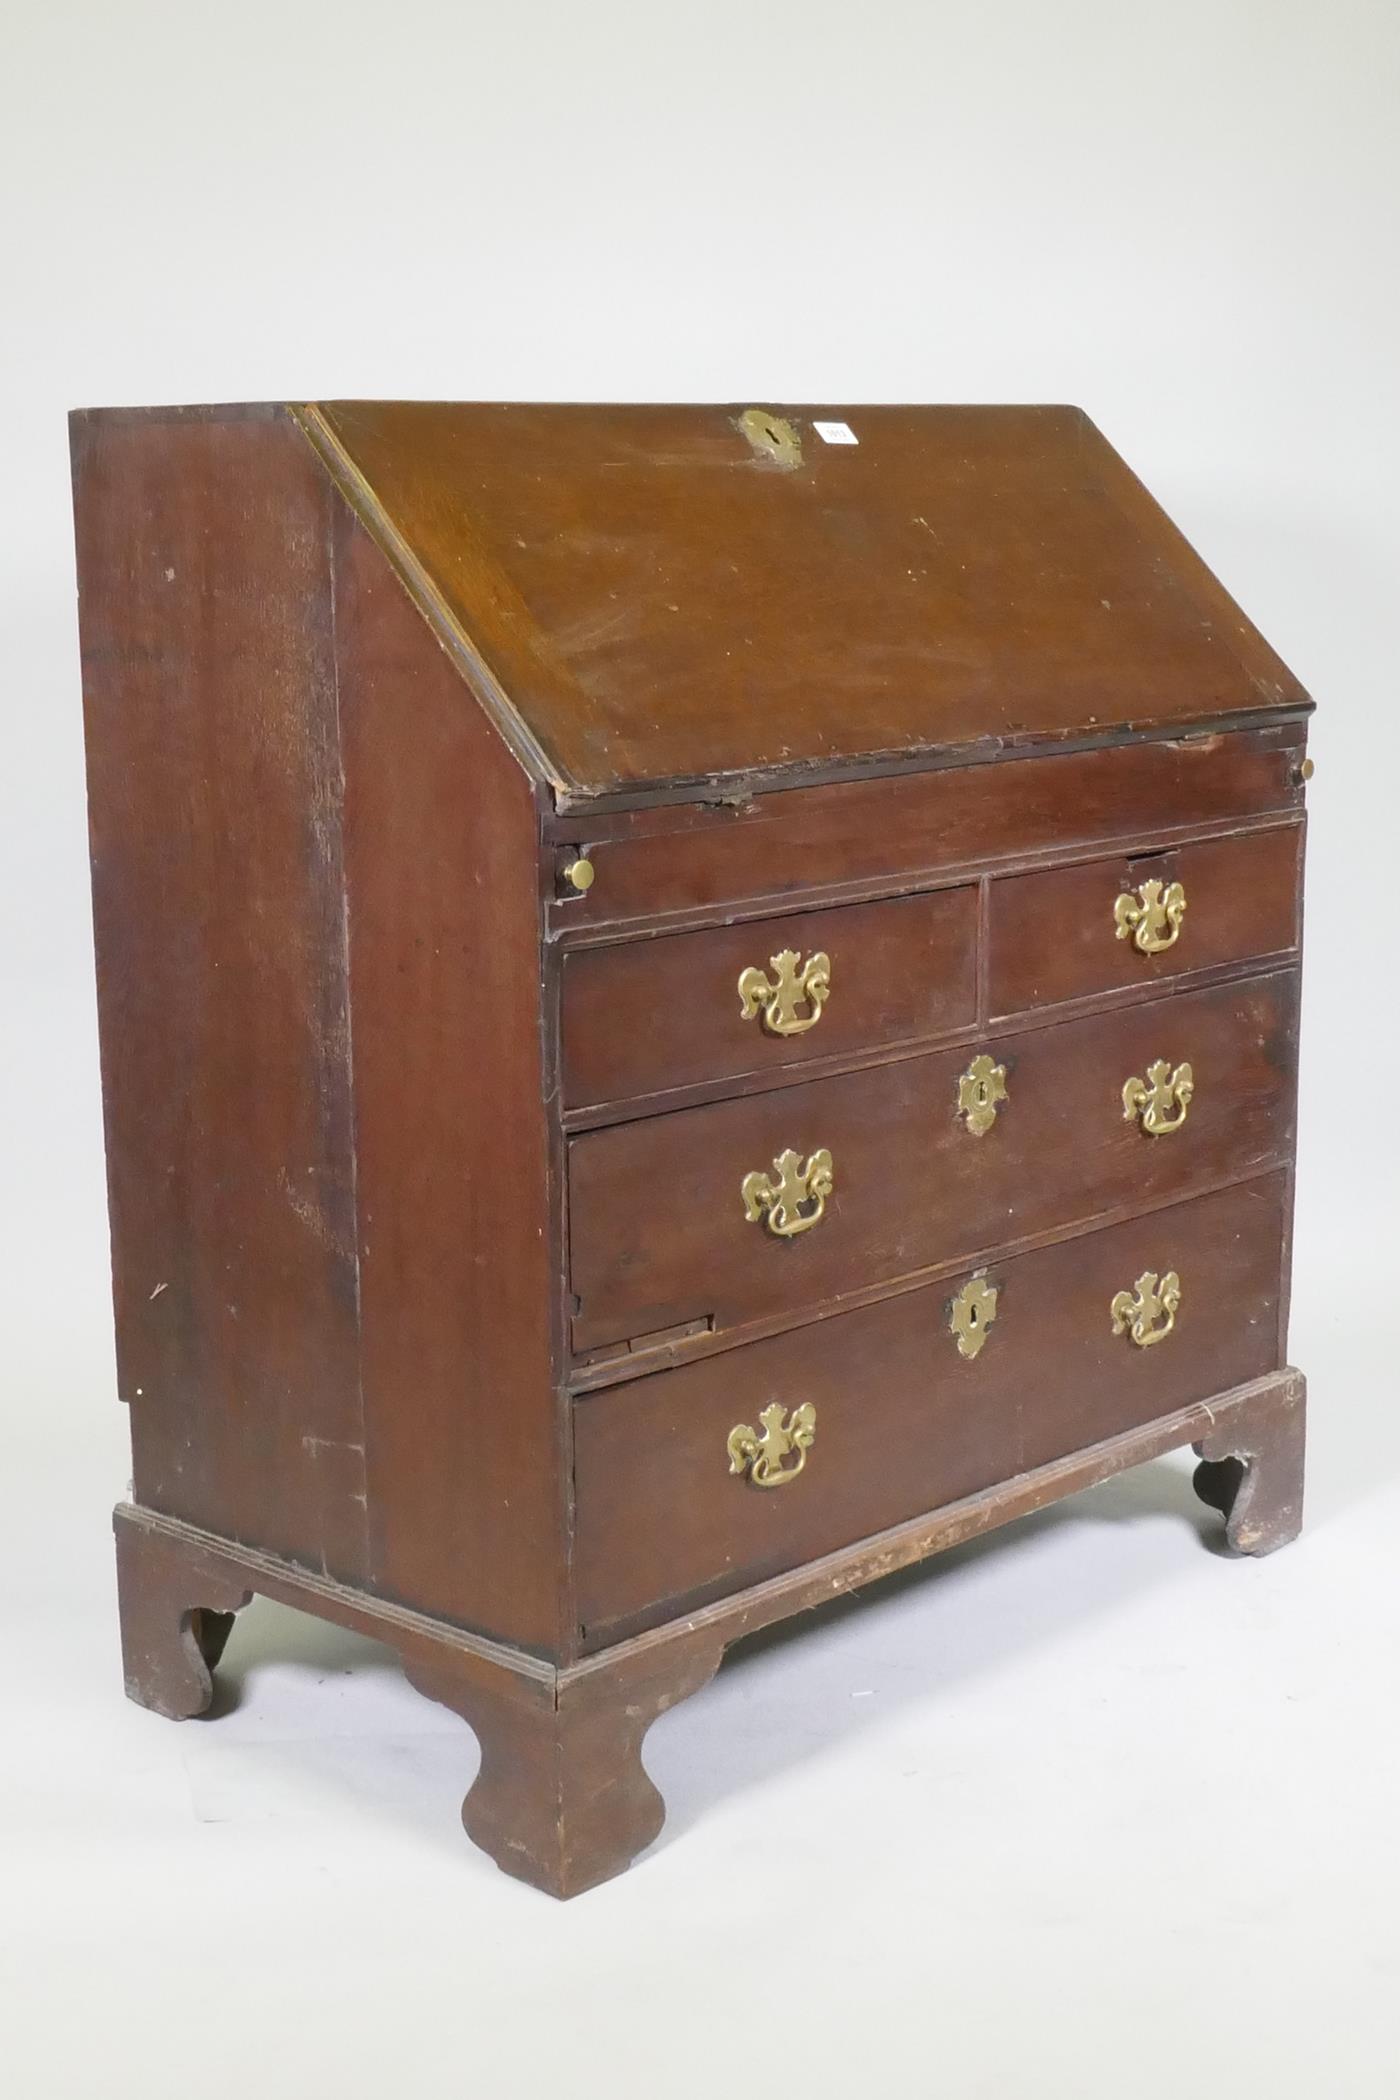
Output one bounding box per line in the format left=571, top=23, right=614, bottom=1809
left=71, top=400, right=1312, bottom=1897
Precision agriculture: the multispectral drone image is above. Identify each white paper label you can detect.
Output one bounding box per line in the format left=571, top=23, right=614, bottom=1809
left=813, top=420, right=858, bottom=445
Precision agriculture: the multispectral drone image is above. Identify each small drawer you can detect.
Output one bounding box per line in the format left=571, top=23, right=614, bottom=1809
left=560, top=887, right=977, bottom=1110
left=568, top=969, right=1298, bottom=1354
left=573, top=1173, right=1288, bottom=1646
left=987, top=823, right=1301, bottom=1017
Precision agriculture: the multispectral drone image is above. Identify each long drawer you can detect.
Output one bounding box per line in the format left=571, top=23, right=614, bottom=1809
left=568, top=969, right=1298, bottom=1354
left=573, top=1173, right=1289, bottom=1647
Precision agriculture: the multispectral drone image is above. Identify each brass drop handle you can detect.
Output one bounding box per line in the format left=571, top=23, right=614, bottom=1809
left=738, top=949, right=831, bottom=1037
left=1123, top=1059, right=1194, bottom=1135
left=1111, top=1269, right=1181, bottom=1347
left=1114, top=877, right=1186, bottom=954
left=728, top=1402, right=816, bottom=1487
left=741, top=1148, right=834, bottom=1238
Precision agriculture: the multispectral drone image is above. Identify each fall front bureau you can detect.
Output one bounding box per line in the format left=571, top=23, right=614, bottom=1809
left=71, top=401, right=1311, bottom=1897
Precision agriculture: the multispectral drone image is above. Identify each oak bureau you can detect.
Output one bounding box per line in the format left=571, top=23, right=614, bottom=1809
left=70, top=402, right=1311, bottom=1898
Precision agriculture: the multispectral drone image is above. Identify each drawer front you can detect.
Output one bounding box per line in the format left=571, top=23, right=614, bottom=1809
left=574, top=1174, right=1289, bottom=1646
left=569, top=969, right=1298, bottom=1353
left=988, top=823, right=1301, bottom=1017
left=561, top=887, right=977, bottom=1110
left=552, top=725, right=1305, bottom=932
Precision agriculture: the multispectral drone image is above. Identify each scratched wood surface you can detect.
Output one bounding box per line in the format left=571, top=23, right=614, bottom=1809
left=572, top=1173, right=1291, bottom=1644
left=988, top=821, right=1302, bottom=1014
left=71, top=405, right=369, bottom=1580
left=309, top=401, right=1311, bottom=801
left=332, top=496, right=565, bottom=1652
left=568, top=969, right=1300, bottom=1353
left=545, top=726, right=1307, bottom=932
left=561, top=885, right=979, bottom=1108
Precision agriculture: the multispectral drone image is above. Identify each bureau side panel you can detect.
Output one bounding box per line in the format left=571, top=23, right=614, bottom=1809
left=331, top=503, right=563, bottom=1653
left=70, top=406, right=368, bottom=1577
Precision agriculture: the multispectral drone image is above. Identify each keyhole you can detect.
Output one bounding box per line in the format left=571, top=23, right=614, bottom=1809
left=738, top=407, right=802, bottom=468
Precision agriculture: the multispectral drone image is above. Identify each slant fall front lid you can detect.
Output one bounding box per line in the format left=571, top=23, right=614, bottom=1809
left=306, top=401, right=1310, bottom=802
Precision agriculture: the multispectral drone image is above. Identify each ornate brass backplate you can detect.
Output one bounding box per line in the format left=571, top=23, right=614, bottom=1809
left=727, top=1401, right=817, bottom=1488
left=737, top=949, right=832, bottom=1036
left=741, top=1147, right=834, bottom=1237
left=949, top=1275, right=999, bottom=1360
left=958, top=1053, right=1008, bottom=1136
left=1114, top=877, right=1187, bottom=954
left=1110, top=1269, right=1182, bottom=1347
left=1122, top=1058, right=1194, bottom=1135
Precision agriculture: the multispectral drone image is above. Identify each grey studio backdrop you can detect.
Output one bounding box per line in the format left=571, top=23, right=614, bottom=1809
left=2, top=3, right=1397, bottom=2096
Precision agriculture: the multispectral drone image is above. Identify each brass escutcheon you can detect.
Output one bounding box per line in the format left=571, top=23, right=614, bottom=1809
left=958, top=1053, right=1008, bottom=1136
left=1123, top=1058, right=1194, bottom=1135
left=737, top=948, right=832, bottom=1036
left=727, top=1401, right=817, bottom=1488
left=1114, top=877, right=1187, bottom=954
left=737, top=407, right=803, bottom=469
left=1110, top=1269, right=1182, bottom=1348
left=741, top=1147, right=834, bottom=1238
left=950, top=1275, right=999, bottom=1360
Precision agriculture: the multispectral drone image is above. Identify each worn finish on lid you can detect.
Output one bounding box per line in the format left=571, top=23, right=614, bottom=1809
left=304, top=400, right=1310, bottom=804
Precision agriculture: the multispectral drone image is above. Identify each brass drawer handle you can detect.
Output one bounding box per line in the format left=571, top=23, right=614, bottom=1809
left=1114, top=877, right=1186, bottom=954
left=738, top=949, right=831, bottom=1036
left=950, top=1275, right=999, bottom=1359
left=742, top=1148, right=834, bottom=1238
left=728, top=1402, right=816, bottom=1487
left=1123, top=1059, right=1194, bottom=1135
left=1111, top=1269, right=1181, bottom=1347
left=958, top=1053, right=1008, bottom=1135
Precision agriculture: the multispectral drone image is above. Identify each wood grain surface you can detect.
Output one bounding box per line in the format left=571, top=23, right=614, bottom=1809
left=548, top=733, right=1305, bottom=931
left=573, top=1173, right=1290, bottom=1643
left=71, top=406, right=369, bottom=1580
left=569, top=969, right=1299, bottom=1353
left=311, top=401, right=1310, bottom=799
left=988, top=822, right=1302, bottom=1014
left=561, top=885, right=977, bottom=1108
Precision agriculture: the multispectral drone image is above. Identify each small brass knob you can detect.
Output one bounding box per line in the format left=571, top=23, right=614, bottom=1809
left=561, top=856, right=595, bottom=894
left=1295, top=757, right=1315, bottom=785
